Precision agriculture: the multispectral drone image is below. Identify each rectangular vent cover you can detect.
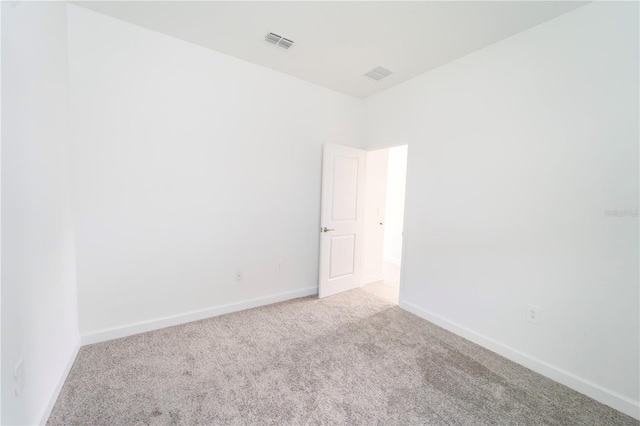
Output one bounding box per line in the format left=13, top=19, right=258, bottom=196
left=265, top=33, right=281, bottom=44
left=364, top=66, right=393, bottom=81
left=278, top=38, right=294, bottom=49
left=265, top=32, right=294, bottom=49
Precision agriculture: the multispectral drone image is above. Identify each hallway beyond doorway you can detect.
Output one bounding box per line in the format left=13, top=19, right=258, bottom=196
left=361, top=279, right=399, bottom=304
left=362, top=145, right=407, bottom=305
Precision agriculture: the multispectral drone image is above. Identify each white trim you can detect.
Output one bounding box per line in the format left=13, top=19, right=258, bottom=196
left=39, top=337, right=81, bottom=425
left=81, top=287, right=318, bottom=346
left=400, top=300, right=640, bottom=420
left=361, top=273, right=385, bottom=285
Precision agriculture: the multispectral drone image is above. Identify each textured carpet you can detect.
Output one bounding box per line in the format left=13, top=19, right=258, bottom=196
left=49, top=289, right=638, bottom=425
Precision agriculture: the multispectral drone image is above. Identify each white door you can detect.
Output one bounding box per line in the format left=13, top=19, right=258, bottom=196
left=318, top=143, right=365, bottom=298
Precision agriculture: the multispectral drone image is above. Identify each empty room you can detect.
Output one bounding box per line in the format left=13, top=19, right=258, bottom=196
left=1, top=1, right=638, bottom=424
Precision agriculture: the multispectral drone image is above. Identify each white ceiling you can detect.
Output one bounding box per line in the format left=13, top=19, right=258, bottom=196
left=72, top=1, right=589, bottom=99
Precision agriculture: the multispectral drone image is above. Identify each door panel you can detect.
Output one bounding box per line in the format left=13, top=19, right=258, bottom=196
left=331, top=156, right=359, bottom=221
left=330, top=235, right=356, bottom=279
left=319, top=144, right=365, bottom=298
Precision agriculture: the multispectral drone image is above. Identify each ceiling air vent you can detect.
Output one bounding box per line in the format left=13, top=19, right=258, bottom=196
left=364, top=66, right=393, bottom=81
left=278, top=38, right=294, bottom=49
left=265, top=32, right=294, bottom=49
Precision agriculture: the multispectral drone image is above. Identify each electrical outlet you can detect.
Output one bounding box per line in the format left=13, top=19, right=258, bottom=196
left=236, top=270, right=243, bottom=282
left=14, top=359, right=24, bottom=397
left=526, top=304, right=541, bottom=324
left=276, top=261, right=283, bottom=273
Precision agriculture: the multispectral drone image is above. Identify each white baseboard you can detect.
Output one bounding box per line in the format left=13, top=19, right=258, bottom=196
left=81, top=287, right=318, bottom=346
left=400, top=300, right=640, bottom=420
left=39, top=337, right=81, bottom=425
left=361, top=273, right=385, bottom=285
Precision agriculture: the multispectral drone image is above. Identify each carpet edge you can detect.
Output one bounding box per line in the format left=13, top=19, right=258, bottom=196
left=38, top=337, right=81, bottom=425
left=400, top=300, right=640, bottom=421
left=80, top=287, right=318, bottom=346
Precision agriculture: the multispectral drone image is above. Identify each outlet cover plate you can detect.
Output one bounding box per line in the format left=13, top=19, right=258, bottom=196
left=14, top=359, right=24, bottom=396
left=526, top=304, right=541, bottom=324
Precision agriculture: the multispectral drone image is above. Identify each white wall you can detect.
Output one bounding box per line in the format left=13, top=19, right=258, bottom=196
left=0, top=4, right=3, bottom=422
left=383, top=145, right=407, bottom=265
left=362, top=149, right=388, bottom=282
left=1, top=2, right=80, bottom=424
left=2, top=2, right=637, bottom=422
left=366, top=1, right=639, bottom=417
left=0, top=3, right=3, bottom=422
left=67, top=5, right=364, bottom=335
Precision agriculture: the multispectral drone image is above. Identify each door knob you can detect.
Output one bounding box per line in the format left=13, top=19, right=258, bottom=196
left=322, top=227, right=335, bottom=233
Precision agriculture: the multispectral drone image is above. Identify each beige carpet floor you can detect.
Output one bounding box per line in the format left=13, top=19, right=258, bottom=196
left=49, top=289, right=638, bottom=425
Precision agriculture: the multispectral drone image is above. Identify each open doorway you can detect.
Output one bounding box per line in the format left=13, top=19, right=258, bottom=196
left=361, top=145, right=408, bottom=304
